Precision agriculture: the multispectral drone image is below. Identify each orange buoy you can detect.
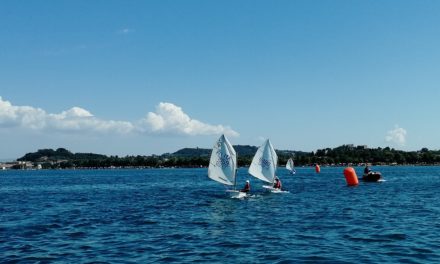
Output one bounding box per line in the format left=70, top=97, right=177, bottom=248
left=343, top=167, right=359, bottom=186
left=315, top=164, right=320, bottom=173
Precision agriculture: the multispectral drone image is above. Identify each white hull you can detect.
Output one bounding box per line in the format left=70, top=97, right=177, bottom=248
left=262, top=185, right=289, bottom=193
left=226, top=190, right=248, bottom=199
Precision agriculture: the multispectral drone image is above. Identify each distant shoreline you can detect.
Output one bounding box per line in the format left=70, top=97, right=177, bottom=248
left=2, top=163, right=440, bottom=171
left=3, top=145, right=440, bottom=170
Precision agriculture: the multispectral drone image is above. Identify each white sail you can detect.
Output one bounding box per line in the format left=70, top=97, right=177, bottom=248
left=208, top=135, right=237, bottom=186
left=286, top=158, right=294, bottom=170
left=248, top=139, right=278, bottom=183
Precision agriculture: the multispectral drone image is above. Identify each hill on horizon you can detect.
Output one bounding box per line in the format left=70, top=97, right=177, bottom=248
left=17, top=145, right=306, bottom=162
left=13, top=145, right=440, bottom=168
left=171, top=145, right=305, bottom=158
left=171, top=145, right=260, bottom=158
left=17, top=148, right=108, bottom=162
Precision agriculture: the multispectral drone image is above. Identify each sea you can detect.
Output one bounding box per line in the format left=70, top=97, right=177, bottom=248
left=1, top=166, right=440, bottom=263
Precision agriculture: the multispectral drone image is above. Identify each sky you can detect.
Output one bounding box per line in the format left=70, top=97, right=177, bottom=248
left=1, top=0, right=440, bottom=160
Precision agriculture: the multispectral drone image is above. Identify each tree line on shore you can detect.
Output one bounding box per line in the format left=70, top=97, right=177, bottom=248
left=14, top=145, right=440, bottom=169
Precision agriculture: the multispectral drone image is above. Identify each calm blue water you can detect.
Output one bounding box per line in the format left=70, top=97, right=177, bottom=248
left=1, top=166, right=440, bottom=263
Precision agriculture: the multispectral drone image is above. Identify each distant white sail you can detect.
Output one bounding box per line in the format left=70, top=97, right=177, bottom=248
left=208, top=135, right=237, bottom=186
left=286, top=158, right=296, bottom=174
left=248, top=139, right=278, bottom=183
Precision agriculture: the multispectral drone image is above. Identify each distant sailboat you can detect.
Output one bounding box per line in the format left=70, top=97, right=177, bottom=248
left=249, top=139, right=286, bottom=193
left=208, top=135, right=247, bottom=198
left=286, top=158, right=296, bottom=174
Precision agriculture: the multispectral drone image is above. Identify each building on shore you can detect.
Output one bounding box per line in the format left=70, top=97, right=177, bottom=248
left=0, top=161, right=35, bottom=170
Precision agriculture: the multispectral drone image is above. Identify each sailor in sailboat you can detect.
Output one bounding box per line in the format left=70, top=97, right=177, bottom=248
left=208, top=135, right=248, bottom=198
left=273, top=176, right=282, bottom=190
left=248, top=139, right=288, bottom=193
left=241, top=180, right=251, bottom=193
left=286, top=157, right=296, bottom=175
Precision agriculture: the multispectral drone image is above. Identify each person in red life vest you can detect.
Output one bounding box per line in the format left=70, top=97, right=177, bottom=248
left=241, top=180, right=250, bottom=193
left=273, top=177, right=282, bottom=189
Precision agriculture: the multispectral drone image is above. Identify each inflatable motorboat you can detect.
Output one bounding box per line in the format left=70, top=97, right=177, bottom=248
left=362, top=172, right=382, bottom=182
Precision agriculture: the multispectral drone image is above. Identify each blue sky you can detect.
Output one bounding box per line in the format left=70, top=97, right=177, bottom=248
left=1, top=0, right=440, bottom=159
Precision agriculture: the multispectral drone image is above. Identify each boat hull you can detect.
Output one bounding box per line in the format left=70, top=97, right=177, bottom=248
left=226, top=190, right=248, bottom=199
left=262, top=185, right=289, bottom=193
left=362, top=172, right=382, bottom=182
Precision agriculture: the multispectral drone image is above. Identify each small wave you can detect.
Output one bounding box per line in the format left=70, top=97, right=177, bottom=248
left=67, top=231, right=87, bottom=238
left=296, top=255, right=346, bottom=263
left=297, top=234, right=325, bottom=241
left=22, top=256, right=58, bottom=263
left=48, top=223, right=63, bottom=229
left=214, top=241, right=244, bottom=248
left=256, top=253, right=280, bottom=261
left=378, top=233, right=407, bottom=241
left=344, top=233, right=406, bottom=243
left=411, top=247, right=435, bottom=254
left=22, top=224, right=55, bottom=237
left=188, top=221, right=209, bottom=228
left=139, top=219, right=158, bottom=225
left=345, top=235, right=389, bottom=243
left=79, top=245, right=93, bottom=250
left=158, top=256, right=181, bottom=262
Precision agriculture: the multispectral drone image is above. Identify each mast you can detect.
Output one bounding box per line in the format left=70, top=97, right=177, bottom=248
left=275, top=151, right=278, bottom=182
left=270, top=139, right=277, bottom=186
left=233, top=168, right=237, bottom=190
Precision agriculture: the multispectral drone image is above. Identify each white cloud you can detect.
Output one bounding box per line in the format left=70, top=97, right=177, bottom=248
left=0, top=97, right=134, bottom=134
left=139, top=102, right=239, bottom=137
left=385, top=125, right=407, bottom=146
left=0, top=97, right=46, bottom=129
left=0, top=97, right=239, bottom=137
left=117, top=28, right=135, bottom=34
left=47, top=107, right=134, bottom=134
left=57, top=107, right=94, bottom=118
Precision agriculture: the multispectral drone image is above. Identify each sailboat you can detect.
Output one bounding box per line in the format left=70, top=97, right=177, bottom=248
left=286, top=157, right=296, bottom=174
left=208, top=134, right=247, bottom=198
left=248, top=139, right=286, bottom=193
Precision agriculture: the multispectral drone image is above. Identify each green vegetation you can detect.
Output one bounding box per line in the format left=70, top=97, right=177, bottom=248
left=15, top=145, right=440, bottom=169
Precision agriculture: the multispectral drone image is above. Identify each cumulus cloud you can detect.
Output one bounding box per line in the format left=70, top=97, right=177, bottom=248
left=0, top=97, right=239, bottom=137
left=385, top=125, right=407, bottom=146
left=0, top=97, right=46, bottom=129
left=47, top=107, right=134, bottom=134
left=117, top=28, right=135, bottom=34
left=0, top=96, right=134, bottom=134
left=139, top=102, right=239, bottom=137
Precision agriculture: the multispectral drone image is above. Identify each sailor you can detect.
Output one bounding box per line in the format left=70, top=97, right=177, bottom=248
left=273, top=177, right=282, bottom=189
left=241, top=180, right=250, bottom=193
